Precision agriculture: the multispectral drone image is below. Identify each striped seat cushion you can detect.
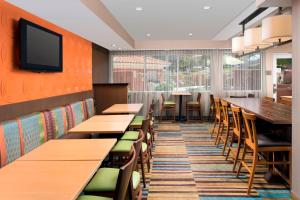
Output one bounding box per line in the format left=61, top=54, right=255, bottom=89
left=84, top=98, right=95, bottom=119
left=0, top=120, right=22, bottom=167
left=44, top=107, right=68, bottom=139
left=66, top=101, right=85, bottom=129
left=19, top=113, right=47, bottom=154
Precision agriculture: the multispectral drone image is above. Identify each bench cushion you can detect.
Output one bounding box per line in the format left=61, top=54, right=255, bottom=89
left=66, top=101, right=85, bottom=129
left=84, top=98, right=95, bottom=119
left=0, top=120, right=22, bottom=167
left=19, top=113, right=47, bottom=154
left=44, top=107, right=68, bottom=139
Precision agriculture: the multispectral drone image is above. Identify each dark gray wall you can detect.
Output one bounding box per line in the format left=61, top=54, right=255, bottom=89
left=92, top=43, right=109, bottom=83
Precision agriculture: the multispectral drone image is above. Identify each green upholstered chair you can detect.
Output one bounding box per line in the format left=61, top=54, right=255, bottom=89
left=160, top=93, right=176, bottom=121
left=186, top=92, right=202, bottom=121
left=84, top=148, right=136, bottom=200
left=129, top=116, right=144, bottom=130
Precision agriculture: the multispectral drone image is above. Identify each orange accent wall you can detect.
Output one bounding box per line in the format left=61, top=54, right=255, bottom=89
left=0, top=2, right=92, bottom=106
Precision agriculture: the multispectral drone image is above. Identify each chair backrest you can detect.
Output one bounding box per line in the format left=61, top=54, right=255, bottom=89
left=0, top=120, right=22, bottom=167
left=132, top=130, right=145, bottom=170
left=231, top=104, right=242, bottom=137
left=141, top=118, right=150, bottom=145
left=45, top=107, right=68, bottom=139
left=220, top=99, right=230, bottom=124
left=263, top=96, right=274, bottom=102
left=116, top=147, right=136, bottom=200
left=248, top=93, right=255, bottom=98
left=210, top=94, right=215, bottom=107
left=230, top=95, right=247, bottom=98
left=242, top=109, right=257, bottom=149
left=65, top=101, right=85, bottom=129
left=84, top=98, right=95, bottom=119
left=214, top=97, right=222, bottom=119
left=19, top=113, right=47, bottom=154
left=197, top=93, right=201, bottom=103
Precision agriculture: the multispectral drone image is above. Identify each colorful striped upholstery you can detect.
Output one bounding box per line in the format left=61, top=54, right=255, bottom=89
left=66, top=101, right=85, bottom=129
left=84, top=98, right=95, bottom=119
left=65, top=105, right=74, bottom=129
left=49, top=107, right=68, bottom=139
left=0, top=120, right=22, bottom=167
left=19, top=113, right=47, bottom=154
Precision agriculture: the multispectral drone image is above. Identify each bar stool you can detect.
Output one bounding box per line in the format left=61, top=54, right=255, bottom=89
left=237, top=109, right=291, bottom=195
left=225, top=104, right=243, bottom=171
left=186, top=93, right=201, bottom=121
left=208, top=94, right=215, bottom=122
left=210, top=97, right=222, bottom=140
left=160, top=93, right=176, bottom=121
left=216, top=99, right=232, bottom=155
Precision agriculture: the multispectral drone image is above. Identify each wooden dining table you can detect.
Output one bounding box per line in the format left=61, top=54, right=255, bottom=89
left=68, top=114, right=135, bottom=134
left=102, top=103, right=143, bottom=114
left=223, top=98, right=291, bottom=125
left=18, top=139, right=117, bottom=161
left=172, top=92, right=192, bottom=121
left=0, top=160, right=100, bottom=200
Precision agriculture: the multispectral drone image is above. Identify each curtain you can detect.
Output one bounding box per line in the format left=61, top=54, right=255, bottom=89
left=109, top=50, right=264, bottom=116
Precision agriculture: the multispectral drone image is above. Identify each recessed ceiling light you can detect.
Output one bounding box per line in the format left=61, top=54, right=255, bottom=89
left=203, top=6, right=211, bottom=10
left=136, top=7, right=143, bottom=11
left=112, top=44, right=116, bottom=47
left=188, top=33, right=193, bottom=36
left=146, top=33, right=151, bottom=37
left=118, top=47, right=122, bottom=50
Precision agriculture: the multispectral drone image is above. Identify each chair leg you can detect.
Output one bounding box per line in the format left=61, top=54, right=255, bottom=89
left=186, top=107, right=189, bottom=122
left=232, top=136, right=242, bottom=171
left=147, top=158, right=151, bottom=172
left=222, top=125, right=230, bottom=156
left=160, top=107, right=163, bottom=122
left=173, top=107, right=176, bottom=122
left=237, top=143, right=247, bottom=178
left=215, top=121, right=224, bottom=145
left=226, top=133, right=234, bottom=161
left=210, top=118, right=217, bottom=138
left=247, top=151, right=257, bottom=195
left=140, top=161, right=146, bottom=188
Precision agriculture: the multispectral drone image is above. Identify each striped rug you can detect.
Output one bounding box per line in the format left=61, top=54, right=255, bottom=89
left=144, top=122, right=291, bottom=200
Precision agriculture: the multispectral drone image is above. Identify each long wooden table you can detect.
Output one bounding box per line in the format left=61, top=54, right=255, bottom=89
left=0, top=160, right=100, bottom=200
left=68, top=114, right=135, bottom=134
left=18, top=139, right=116, bottom=161
left=224, top=98, right=291, bottom=125
left=102, top=104, right=143, bottom=114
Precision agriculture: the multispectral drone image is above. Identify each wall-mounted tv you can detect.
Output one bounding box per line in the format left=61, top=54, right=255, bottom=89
left=19, top=18, right=63, bottom=72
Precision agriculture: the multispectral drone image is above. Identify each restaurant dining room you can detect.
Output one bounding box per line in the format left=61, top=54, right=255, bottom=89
left=0, top=0, right=299, bottom=200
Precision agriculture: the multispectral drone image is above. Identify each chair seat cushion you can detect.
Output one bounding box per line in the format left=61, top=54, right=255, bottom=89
left=130, top=120, right=143, bottom=126
left=84, top=168, right=119, bottom=192
left=59, top=133, right=91, bottom=139
left=132, top=171, right=141, bottom=190
left=164, top=101, right=176, bottom=105
left=111, top=140, right=133, bottom=152
left=187, top=101, right=199, bottom=105
left=257, top=134, right=291, bottom=147
left=77, top=195, right=112, bottom=200
left=134, top=116, right=144, bottom=121
left=147, top=132, right=151, bottom=140
left=121, top=131, right=139, bottom=140
left=142, top=142, right=147, bottom=153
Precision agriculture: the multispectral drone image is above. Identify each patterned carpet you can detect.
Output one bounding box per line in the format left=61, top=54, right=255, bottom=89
left=143, top=122, right=291, bottom=200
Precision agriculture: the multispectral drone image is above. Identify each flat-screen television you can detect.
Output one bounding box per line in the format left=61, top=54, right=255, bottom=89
left=19, top=18, right=63, bottom=72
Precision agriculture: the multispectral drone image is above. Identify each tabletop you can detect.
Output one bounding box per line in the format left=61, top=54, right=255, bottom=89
left=68, top=121, right=131, bottom=134
left=0, top=160, right=100, bottom=200
left=18, top=139, right=116, bottom=161
left=224, top=98, right=291, bottom=125
left=86, top=114, right=135, bottom=123
left=102, top=104, right=143, bottom=114
left=171, top=92, right=192, bottom=96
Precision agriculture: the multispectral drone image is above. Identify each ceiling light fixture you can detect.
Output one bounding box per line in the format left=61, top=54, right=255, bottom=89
left=118, top=47, right=122, bottom=50
left=136, top=7, right=143, bottom=11
left=146, top=33, right=151, bottom=37
left=188, top=33, right=193, bottom=36
left=203, top=6, right=211, bottom=10
left=112, top=44, right=116, bottom=47
left=244, top=27, right=270, bottom=50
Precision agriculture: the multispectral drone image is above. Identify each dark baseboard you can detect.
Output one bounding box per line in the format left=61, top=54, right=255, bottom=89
left=0, top=90, right=93, bottom=122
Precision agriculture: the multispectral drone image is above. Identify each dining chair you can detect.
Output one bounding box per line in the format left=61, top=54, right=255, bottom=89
left=237, top=109, right=291, bottom=195
left=84, top=147, right=136, bottom=200
left=160, top=93, right=176, bottom=121
left=248, top=93, right=255, bottom=98
left=210, top=97, right=222, bottom=139
left=225, top=104, right=243, bottom=171
left=229, top=95, right=247, bottom=98
left=216, top=99, right=232, bottom=155
left=278, top=98, right=292, bottom=106
left=208, top=94, right=215, bottom=122
left=186, top=93, right=202, bottom=121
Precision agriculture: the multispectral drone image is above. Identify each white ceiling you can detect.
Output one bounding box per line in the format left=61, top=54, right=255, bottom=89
left=101, top=0, right=255, bottom=40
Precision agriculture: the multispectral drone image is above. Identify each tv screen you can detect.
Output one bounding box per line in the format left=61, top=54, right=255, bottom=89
left=19, top=18, right=63, bottom=72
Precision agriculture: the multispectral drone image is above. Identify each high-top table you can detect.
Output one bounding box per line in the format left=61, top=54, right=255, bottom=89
left=172, top=92, right=191, bottom=121
left=68, top=114, right=135, bottom=134
left=102, top=104, right=143, bottom=114
left=0, top=160, right=100, bottom=200
left=18, top=139, right=116, bottom=161
left=223, top=98, right=291, bottom=125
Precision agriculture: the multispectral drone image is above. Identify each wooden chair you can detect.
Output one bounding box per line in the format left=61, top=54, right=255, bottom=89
left=216, top=99, right=232, bottom=155
left=225, top=105, right=243, bottom=171
left=210, top=97, right=222, bottom=139
left=278, top=98, right=292, bottom=106
left=160, top=93, right=176, bottom=121
left=208, top=94, right=215, bottom=121
left=230, top=95, right=247, bottom=98
left=84, top=147, right=136, bottom=200
left=263, top=96, right=275, bottom=102
left=186, top=93, right=201, bottom=121
left=237, top=109, right=291, bottom=195
left=248, top=93, right=255, bottom=98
